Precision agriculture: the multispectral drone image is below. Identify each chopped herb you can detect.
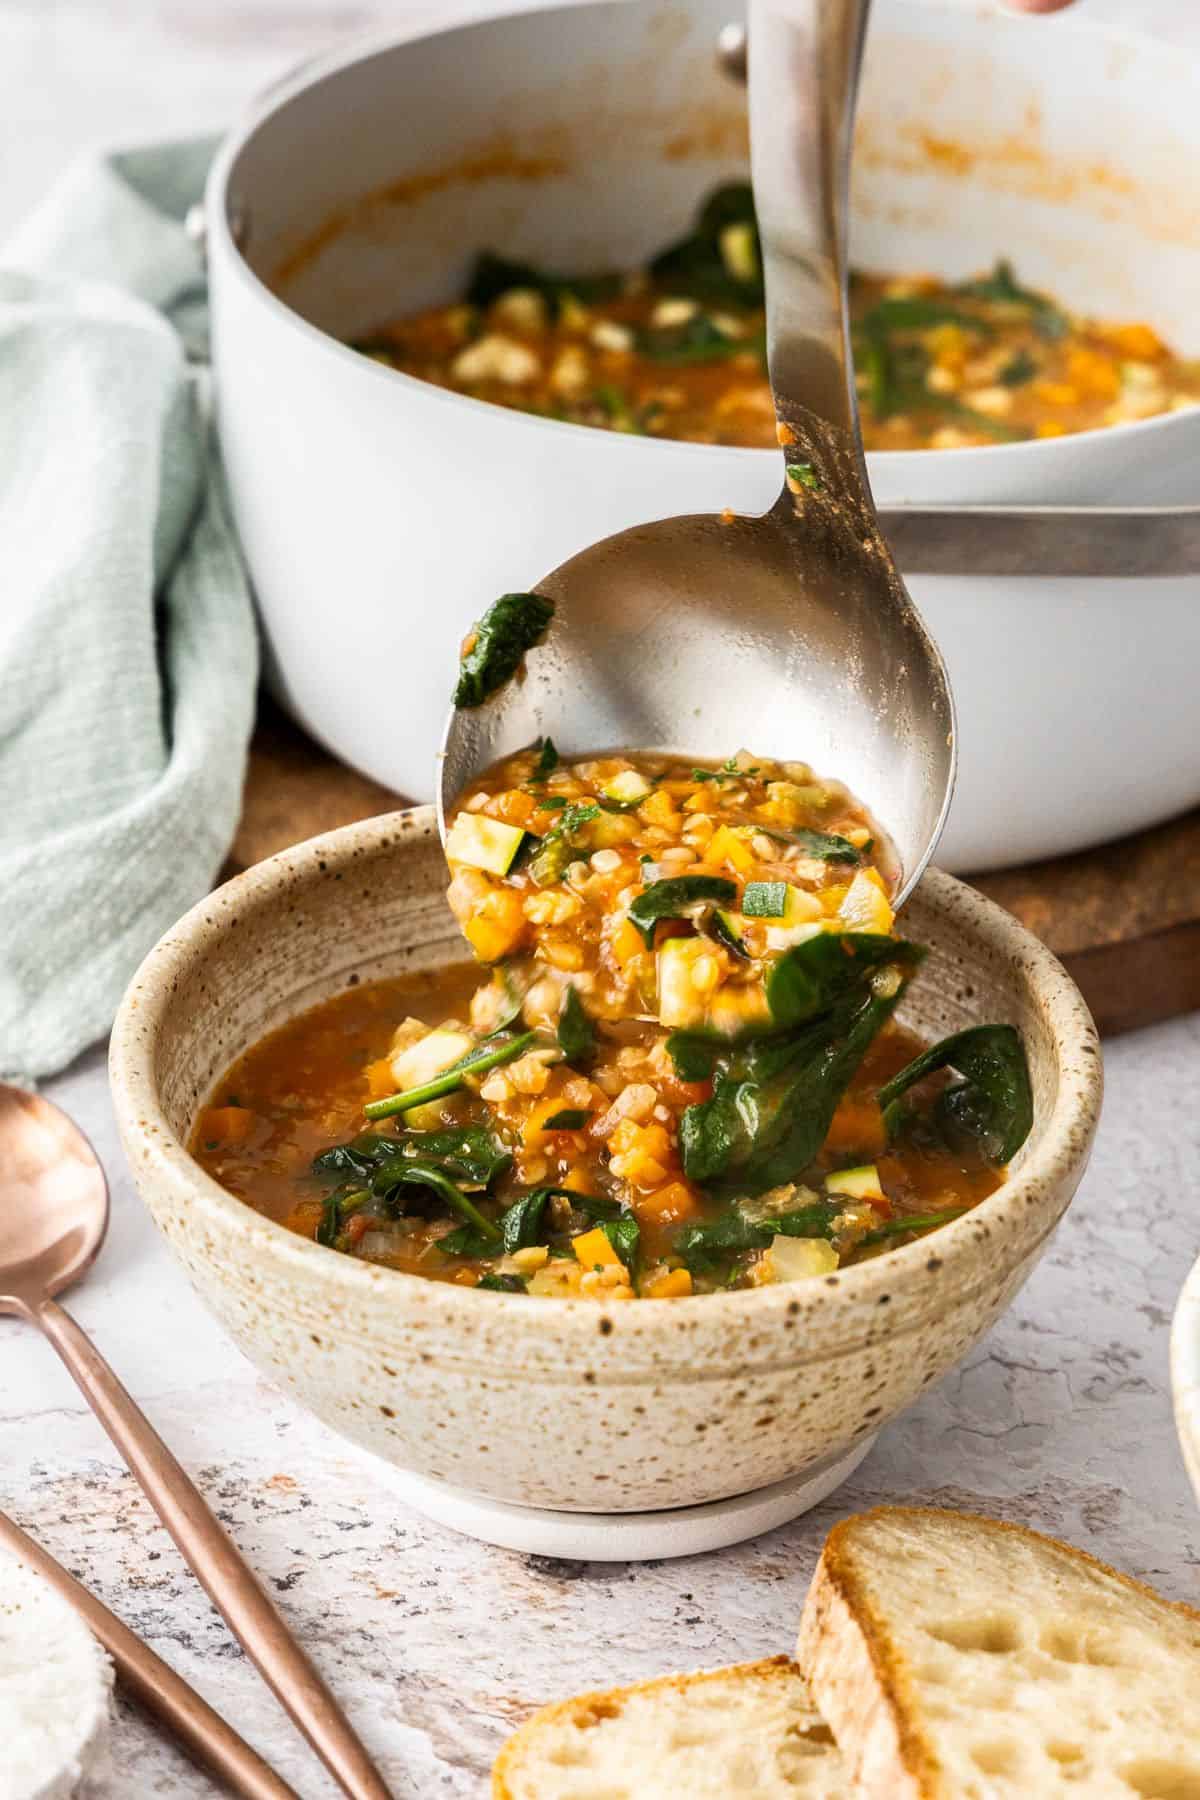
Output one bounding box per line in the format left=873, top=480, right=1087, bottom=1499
left=758, top=825, right=861, bottom=862
left=786, top=462, right=821, bottom=490
left=533, top=736, right=559, bottom=777
left=454, top=592, right=555, bottom=709
left=530, top=801, right=601, bottom=887
left=535, top=795, right=568, bottom=810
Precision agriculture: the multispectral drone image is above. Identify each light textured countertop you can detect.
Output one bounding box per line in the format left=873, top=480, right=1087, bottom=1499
left=2, top=2, right=1198, bottom=1796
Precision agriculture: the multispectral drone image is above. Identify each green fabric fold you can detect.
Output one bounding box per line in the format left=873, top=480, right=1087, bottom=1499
left=0, top=140, right=258, bottom=1081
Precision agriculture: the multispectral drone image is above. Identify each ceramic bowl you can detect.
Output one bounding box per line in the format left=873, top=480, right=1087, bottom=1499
left=205, top=0, right=1200, bottom=871
left=110, top=807, right=1102, bottom=1514
left=1171, top=1256, right=1200, bottom=1508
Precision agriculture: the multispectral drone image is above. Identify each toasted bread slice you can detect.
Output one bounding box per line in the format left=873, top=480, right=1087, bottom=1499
left=798, top=1506, right=1200, bottom=1798
left=492, top=1655, right=843, bottom=1799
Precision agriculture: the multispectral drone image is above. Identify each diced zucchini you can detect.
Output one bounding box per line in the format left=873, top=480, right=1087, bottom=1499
left=589, top=810, right=639, bottom=850
left=765, top=1235, right=839, bottom=1281
left=446, top=813, right=525, bottom=876
left=719, top=220, right=759, bottom=285
left=390, top=1029, right=474, bottom=1093
left=603, top=768, right=653, bottom=805
left=825, top=1164, right=885, bottom=1203
left=656, top=937, right=712, bottom=1030
left=743, top=881, right=787, bottom=918
left=765, top=919, right=827, bottom=953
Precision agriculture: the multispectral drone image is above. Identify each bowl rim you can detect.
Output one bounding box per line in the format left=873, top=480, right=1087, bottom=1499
left=205, top=0, right=1200, bottom=475
left=109, top=804, right=1102, bottom=1348
left=1171, top=1252, right=1200, bottom=1498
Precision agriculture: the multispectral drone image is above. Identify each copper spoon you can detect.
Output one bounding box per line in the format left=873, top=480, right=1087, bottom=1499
left=0, top=1082, right=391, bottom=1800
left=0, top=1506, right=297, bottom=1800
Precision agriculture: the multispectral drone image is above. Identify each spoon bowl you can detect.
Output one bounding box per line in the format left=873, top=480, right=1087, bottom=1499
left=438, top=0, right=955, bottom=896
left=0, top=1084, right=108, bottom=1310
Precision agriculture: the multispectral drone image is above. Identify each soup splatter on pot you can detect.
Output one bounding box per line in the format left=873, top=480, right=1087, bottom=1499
left=194, top=600, right=1033, bottom=1300
left=355, top=183, right=1200, bottom=451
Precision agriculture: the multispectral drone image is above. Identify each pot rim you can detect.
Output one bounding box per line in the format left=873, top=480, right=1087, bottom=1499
left=109, top=805, right=1102, bottom=1350
left=204, top=0, right=1200, bottom=481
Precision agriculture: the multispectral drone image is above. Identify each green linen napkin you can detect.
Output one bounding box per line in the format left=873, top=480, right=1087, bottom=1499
left=0, top=140, right=257, bottom=1084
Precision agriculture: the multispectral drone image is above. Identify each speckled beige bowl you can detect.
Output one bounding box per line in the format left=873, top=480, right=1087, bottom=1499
left=110, top=808, right=1101, bottom=1513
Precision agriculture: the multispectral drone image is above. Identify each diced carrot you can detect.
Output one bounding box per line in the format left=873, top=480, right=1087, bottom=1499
left=365, top=1057, right=398, bottom=1100
left=522, top=1094, right=567, bottom=1151
left=635, top=1181, right=703, bottom=1226
left=573, top=1226, right=621, bottom=1270
left=463, top=887, right=527, bottom=962
left=609, top=916, right=645, bottom=970
left=1102, top=321, right=1165, bottom=361
left=488, top=789, right=536, bottom=828
left=197, top=1105, right=256, bottom=1147
left=707, top=824, right=756, bottom=874
left=561, top=1166, right=594, bottom=1195
left=643, top=1267, right=693, bottom=1299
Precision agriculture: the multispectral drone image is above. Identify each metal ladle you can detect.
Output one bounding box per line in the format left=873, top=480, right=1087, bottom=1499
left=439, top=0, right=955, bottom=903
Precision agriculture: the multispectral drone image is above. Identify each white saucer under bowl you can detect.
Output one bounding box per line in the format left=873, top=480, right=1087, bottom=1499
left=379, top=1436, right=875, bottom=1562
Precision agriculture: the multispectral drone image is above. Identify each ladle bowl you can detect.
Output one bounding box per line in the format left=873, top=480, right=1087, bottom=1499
left=438, top=0, right=955, bottom=898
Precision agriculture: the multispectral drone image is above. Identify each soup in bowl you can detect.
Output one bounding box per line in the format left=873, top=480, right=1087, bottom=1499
left=111, top=787, right=1099, bottom=1510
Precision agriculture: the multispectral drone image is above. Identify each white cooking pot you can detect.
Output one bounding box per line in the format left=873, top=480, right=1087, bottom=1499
left=206, top=0, right=1200, bottom=870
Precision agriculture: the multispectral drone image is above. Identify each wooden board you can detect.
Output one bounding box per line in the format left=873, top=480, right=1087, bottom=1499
left=228, top=698, right=1200, bottom=1038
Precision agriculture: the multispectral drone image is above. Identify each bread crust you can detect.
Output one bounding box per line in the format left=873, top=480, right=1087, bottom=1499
left=798, top=1505, right=1200, bottom=1800
left=492, top=1655, right=807, bottom=1799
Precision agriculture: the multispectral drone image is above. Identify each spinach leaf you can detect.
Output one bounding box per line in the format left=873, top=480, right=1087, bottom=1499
left=464, top=251, right=620, bottom=315
left=636, top=314, right=756, bottom=365
left=876, top=1024, right=1033, bottom=1164
left=393, top=1125, right=510, bottom=1186
left=680, top=945, right=921, bottom=1194
left=999, top=349, right=1038, bottom=387
left=530, top=802, right=601, bottom=887
left=628, top=875, right=736, bottom=947
left=664, top=1031, right=723, bottom=1083
left=393, top=1162, right=502, bottom=1242
left=364, top=1031, right=537, bottom=1120
left=453, top=592, right=555, bottom=708
left=859, top=296, right=993, bottom=336
left=437, top=1224, right=498, bottom=1258
left=766, top=932, right=912, bottom=1031
left=543, top=1107, right=590, bottom=1130
left=315, top=1184, right=371, bottom=1248
left=755, top=825, right=860, bottom=861
left=677, top=1200, right=839, bottom=1270
left=477, top=1273, right=526, bottom=1292
left=861, top=1205, right=969, bottom=1245
left=557, top=984, right=596, bottom=1063
left=650, top=181, right=764, bottom=305
left=602, top=1213, right=641, bottom=1276
left=500, top=1188, right=552, bottom=1252
left=954, top=260, right=1069, bottom=340
left=312, top=1134, right=396, bottom=1179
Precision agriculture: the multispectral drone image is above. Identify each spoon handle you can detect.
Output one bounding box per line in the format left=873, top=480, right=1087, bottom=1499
left=33, top=1296, right=392, bottom=1800
left=0, top=1508, right=298, bottom=1800
left=748, top=0, right=873, bottom=481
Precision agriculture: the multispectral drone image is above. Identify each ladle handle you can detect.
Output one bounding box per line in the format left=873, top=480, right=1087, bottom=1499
left=33, top=1297, right=392, bottom=1800
left=747, top=0, right=874, bottom=498
left=0, top=1507, right=298, bottom=1800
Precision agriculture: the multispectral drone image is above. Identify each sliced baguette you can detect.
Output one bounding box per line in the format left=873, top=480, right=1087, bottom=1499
left=798, top=1505, right=1200, bottom=1799
left=492, top=1655, right=843, bottom=1799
